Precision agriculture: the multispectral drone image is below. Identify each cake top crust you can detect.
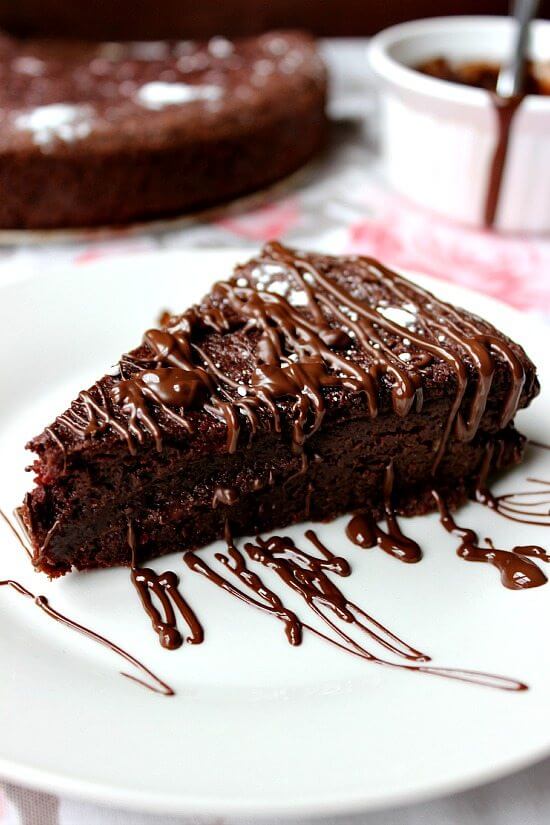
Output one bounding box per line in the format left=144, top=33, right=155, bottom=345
left=0, top=31, right=326, bottom=153
left=29, top=242, right=539, bottom=478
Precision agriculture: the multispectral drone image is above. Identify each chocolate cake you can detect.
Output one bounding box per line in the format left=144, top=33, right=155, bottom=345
left=21, top=242, right=539, bottom=577
left=0, top=31, right=326, bottom=229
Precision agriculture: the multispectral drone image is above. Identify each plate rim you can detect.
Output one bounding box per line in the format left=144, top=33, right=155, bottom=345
left=1, top=737, right=550, bottom=818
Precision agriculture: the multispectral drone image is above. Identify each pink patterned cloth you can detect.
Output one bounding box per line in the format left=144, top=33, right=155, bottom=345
left=0, top=788, right=22, bottom=825
left=1, top=38, right=549, bottom=825
left=4, top=163, right=548, bottom=323
left=346, top=189, right=550, bottom=318
left=212, top=178, right=550, bottom=318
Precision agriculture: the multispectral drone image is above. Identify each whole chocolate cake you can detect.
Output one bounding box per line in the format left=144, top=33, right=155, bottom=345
left=21, top=243, right=539, bottom=577
left=0, top=31, right=327, bottom=228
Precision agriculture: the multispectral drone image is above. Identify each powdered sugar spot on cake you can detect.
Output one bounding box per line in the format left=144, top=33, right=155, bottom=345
left=280, top=51, right=306, bottom=74
left=288, top=290, right=309, bottom=307
left=208, top=37, right=234, bottom=59
left=253, top=59, right=275, bottom=77
left=14, top=103, right=93, bottom=148
left=265, top=35, right=290, bottom=56
left=12, top=56, right=45, bottom=76
left=173, top=41, right=195, bottom=58
left=252, top=263, right=287, bottom=284
left=128, top=41, right=170, bottom=61
left=377, top=305, right=418, bottom=329
left=266, top=280, right=289, bottom=297
left=89, top=58, right=111, bottom=76
left=176, top=53, right=210, bottom=73
left=135, top=82, right=222, bottom=110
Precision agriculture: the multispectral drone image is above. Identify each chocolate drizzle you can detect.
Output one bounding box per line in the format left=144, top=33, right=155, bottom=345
left=416, top=60, right=527, bottom=228
left=346, top=463, right=422, bottom=562
left=128, top=524, right=203, bottom=650
left=1, top=501, right=531, bottom=693
left=184, top=523, right=303, bottom=645
left=433, top=489, right=548, bottom=589
left=0, top=578, right=174, bottom=695
left=475, top=441, right=550, bottom=527
left=212, top=486, right=239, bottom=508
left=1, top=507, right=33, bottom=560
left=183, top=525, right=526, bottom=691
left=50, top=242, right=527, bottom=474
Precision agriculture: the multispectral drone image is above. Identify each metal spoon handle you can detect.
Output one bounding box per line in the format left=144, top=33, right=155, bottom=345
left=496, top=0, right=540, bottom=98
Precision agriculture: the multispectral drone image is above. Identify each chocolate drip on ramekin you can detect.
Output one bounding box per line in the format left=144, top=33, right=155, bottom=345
left=484, top=94, right=524, bottom=228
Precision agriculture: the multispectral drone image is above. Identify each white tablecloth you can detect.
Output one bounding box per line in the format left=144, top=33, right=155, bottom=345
left=1, top=39, right=550, bottom=825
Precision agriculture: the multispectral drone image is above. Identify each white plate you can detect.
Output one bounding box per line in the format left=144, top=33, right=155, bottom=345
left=1, top=249, right=549, bottom=818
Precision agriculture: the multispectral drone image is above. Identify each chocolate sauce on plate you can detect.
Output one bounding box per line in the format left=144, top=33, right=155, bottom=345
left=184, top=523, right=303, bottom=645
left=1, top=500, right=531, bottom=693
left=433, top=489, right=548, bottom=589
left=475, top=441, right=550, bottom=527
left=128, top=524, right=203, bottom=650
left=346, top=463, right=422, bottom=562
left=1, top=509, right=174, bottom=693
left=183, top=524, right=526, bottom=691
left=0, top=578, right=173, bottom=696
left=1, top=507, right=32, bottom=560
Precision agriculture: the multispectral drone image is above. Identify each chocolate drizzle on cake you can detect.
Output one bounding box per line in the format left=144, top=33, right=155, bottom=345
left=212, top=486, right=239, bottom=508
left=346, top=462, right=422, bottom=562
left=52, top=242, right=527, bottom=473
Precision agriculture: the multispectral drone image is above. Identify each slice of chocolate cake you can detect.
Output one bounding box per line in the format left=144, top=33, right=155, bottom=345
left=21, top=242, right=539, bottom=576
left=0, top=31, right=326, bottom=229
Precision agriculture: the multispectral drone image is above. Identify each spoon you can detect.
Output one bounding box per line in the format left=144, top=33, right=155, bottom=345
left=496, top=0, right=540, bottom=98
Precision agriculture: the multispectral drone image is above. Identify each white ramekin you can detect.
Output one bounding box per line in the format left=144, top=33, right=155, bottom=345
left=367, top=16, right=550, bottom=234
